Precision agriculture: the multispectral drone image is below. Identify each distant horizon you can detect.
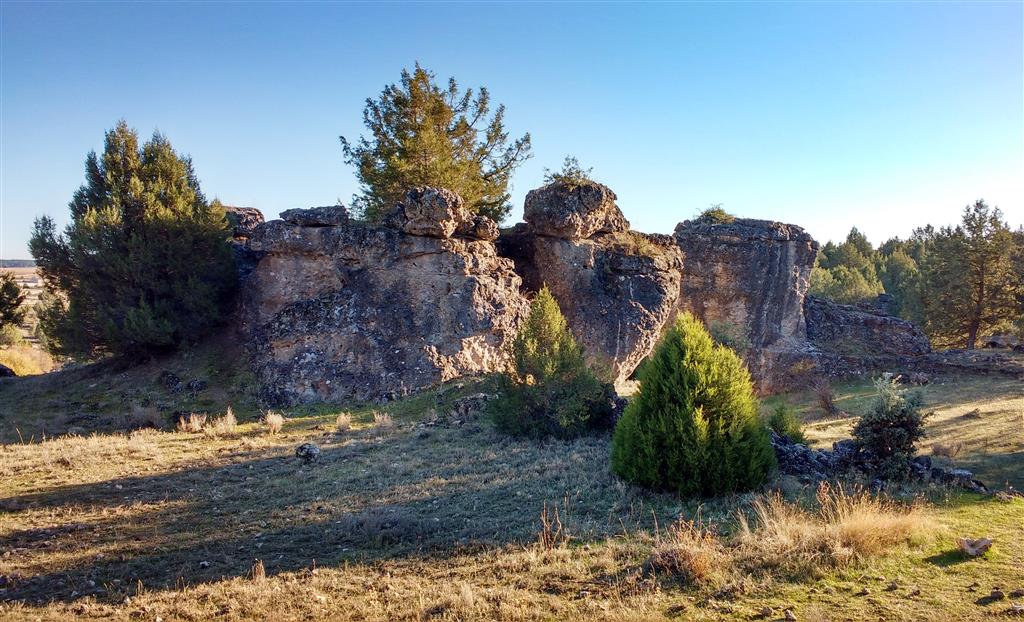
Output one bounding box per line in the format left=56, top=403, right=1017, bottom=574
left=2, top=1, right=1021, bottom=258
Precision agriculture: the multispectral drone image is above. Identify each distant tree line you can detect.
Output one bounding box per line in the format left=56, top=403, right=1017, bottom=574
left=809, top=200, right=1024, bottom=349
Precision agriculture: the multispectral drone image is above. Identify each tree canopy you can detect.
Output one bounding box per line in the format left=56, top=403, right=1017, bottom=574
left=0, top=273, right=26, bottom=328
left=29, top=121, right=236, bottom=359
left=341, top=63, right=532, bottom=223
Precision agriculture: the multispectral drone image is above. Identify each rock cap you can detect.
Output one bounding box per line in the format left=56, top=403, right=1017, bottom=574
left=281, top=205, right=350, bottom=227
left=222, top=206, right=265, bottom=238
left=524, top=180, right=629, bottom=240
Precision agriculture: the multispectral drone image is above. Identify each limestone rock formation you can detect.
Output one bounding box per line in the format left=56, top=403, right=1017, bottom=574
left=280, top=205, right=350, bottom=227
left=805, top=295, right=931, bottom=357
left=672, top=217, right=819, bottom=392
left=523, top=180, right=630, bottom=239
left=223, top=206, right=266, bottom=285
left=499, top=181, right=681, bottom=386
left=222, top=206, right=265, bottom=238
left=243, top=188, right=528, bottom=405
left=384, top=187, right=472, bottom=238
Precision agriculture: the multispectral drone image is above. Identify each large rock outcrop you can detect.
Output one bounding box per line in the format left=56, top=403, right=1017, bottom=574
left=498, top=181, right=682, bottom=386
left=672, top=217, right=819, bottom=392
left=243, top=188, right=528, bottom=405
left=805, top=295, right=931, bottom=357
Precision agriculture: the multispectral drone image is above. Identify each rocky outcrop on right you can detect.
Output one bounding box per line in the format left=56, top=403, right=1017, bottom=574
left=498, top=181, right=682, bottom=386
left=805, top=295, right=931, bottom=357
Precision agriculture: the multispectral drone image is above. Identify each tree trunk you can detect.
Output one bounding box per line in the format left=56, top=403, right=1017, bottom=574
left=966, top=265, right=986, bottom=350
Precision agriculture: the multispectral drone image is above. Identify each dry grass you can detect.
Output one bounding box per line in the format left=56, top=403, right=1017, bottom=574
left=812, top=376, right=838, bottom=417
left=646, top=518, right=725, bottom=587
left=787, top=372, right=1024, bottom=489
left=335, top=412, right=352, bottom=433
left=736, top=483, right=932, bottom=579
left=204, top=406, right=238, bottom=437
left=372, top=410, right=394, bottom=431
left=176, top=412, right=207, bottom=433
left=0, top=344, right=54, bottom=376
left=1, top=372, right=1021, bottom=621
left=930, top=441, right=963, bottom=459
left=263, top=411, right=285, bottom=434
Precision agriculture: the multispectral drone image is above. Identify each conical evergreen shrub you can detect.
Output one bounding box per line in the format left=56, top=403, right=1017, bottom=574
left=611, top=313, right=775, bottom=497
left=488, top=286, right=613, bottom=439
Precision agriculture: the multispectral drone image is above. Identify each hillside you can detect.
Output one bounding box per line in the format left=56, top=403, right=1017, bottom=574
left=1, top=358, right=1021, bottom=621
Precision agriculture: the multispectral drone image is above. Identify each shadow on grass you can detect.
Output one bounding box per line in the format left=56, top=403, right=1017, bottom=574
left=0, top=421, right=675, bottom=606
left=923, top=549, right=972, bottom=567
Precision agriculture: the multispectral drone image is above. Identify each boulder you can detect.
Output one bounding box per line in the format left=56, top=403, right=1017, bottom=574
left=672, top=217, right=819, bottom=392
left=385, top=187, right=481, bottom=239
left=280, top=205, right=350, bottom=227
left=523, top=180, right=629, bottom=240
left=0, top=363, right=15, bottom=378
left=243, top=194, right=528, bottom=405
left=805, top=295, right=931, bottom=357
left=498, top=226, right=681, bottom=387
left=222, top=206, right=265, bottom=239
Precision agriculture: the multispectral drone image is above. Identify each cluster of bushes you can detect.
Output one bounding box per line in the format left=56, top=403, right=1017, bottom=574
left=490, top=288, right=931, bottom=496
left=490, top=289, right=777, bottom=496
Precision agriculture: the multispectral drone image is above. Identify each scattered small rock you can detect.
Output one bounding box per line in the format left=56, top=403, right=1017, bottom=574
left=295, top=443, right=321, bottom=464
left=199, top=561, right=210, bottom=569
left=908, top=587, right=921, bottom=598
left=186, top=379, right=208, bottom=393
left=784, top=609, right=797, bottom=621
left=856, top=587, right=871, bottom=596
left=756, top=606, right=773, bottom=619
left=1008, top=603, right=1024, bottom=616
left=1010, top=589, right=1024, bottom=599
left=886, top=581, right=899, bottom=592
left=958, top=537, right=993, bottom=557
left=991, top=589, right=1007, bottom=601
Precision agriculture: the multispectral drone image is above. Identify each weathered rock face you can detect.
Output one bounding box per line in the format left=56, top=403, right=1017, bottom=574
left=672, top=218, right=819, bottom=391
left=243, top=189, right=528, bottom=405
left=499, top=182, right=682, bottom=386
left=223, top=206, right=266, bottom=285
left=805, top=295, right=931, bottom=357
left=523, top=180, right=630, bottom=239
left=223, top=206, right=265, bottom=239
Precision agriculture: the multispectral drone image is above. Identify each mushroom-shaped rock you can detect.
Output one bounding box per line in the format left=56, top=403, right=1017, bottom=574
left=386, top=187, right=475, bottom=239
left=523, top=180, right=629, bottom=240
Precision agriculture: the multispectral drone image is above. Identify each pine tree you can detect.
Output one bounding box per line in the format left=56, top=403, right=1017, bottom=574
left=610, top=313, right=775, bottom=497
left=340, top=63, right=532, bottom=223
left=29, top=121, right=236, bottom=358
left=918, top=200, right=1018, bottom=349
left=0, top=272, right=26, bottom=328
left=488, top=286, right=613, bottom=438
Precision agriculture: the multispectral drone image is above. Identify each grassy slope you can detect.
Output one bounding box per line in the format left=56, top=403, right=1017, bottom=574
left=0, top=360, right=1022, bottom=621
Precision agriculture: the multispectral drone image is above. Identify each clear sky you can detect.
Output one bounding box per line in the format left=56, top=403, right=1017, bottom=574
left=1, top=1, right=1021, bottom=259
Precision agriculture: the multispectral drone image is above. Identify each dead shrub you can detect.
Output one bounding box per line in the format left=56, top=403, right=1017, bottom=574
left=263, top=411, right=285, bottom=435
left=372, top=411, right=394, bottom=431
left=250, top=559, right=266, bottom=581
left=127, top=404, right=165, bottom=431
left=204, top=406, right=238, bottom=437
left=537, top=502, right=569, bottom=551
left=647, top=519, right=725, bottom=587
left=931, top=441, right=963, bottom=459
left=735, top=482, right=931, bottom=579
left=812, top=377, right=838, bottom=416
left=335, top=412, right=353, bottom=433
left=175, top=412, right=207, bottom=433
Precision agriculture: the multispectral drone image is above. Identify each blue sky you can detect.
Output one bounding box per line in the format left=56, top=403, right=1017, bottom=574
left=1, top=1, right=1021, bottom=258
